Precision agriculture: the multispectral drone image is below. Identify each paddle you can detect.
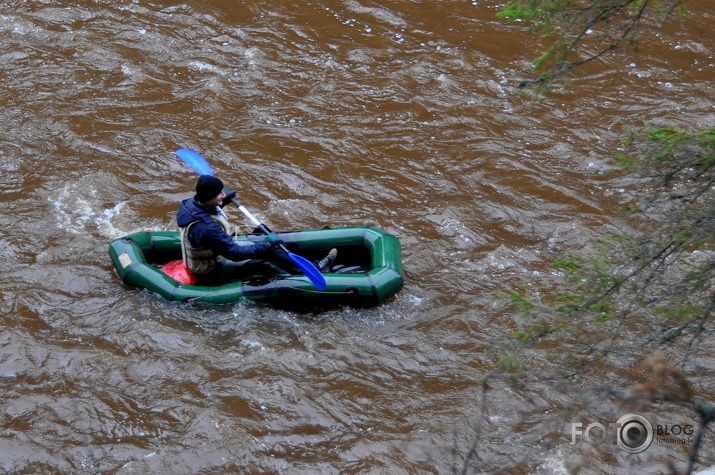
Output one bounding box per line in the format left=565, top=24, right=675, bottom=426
left=175, top=148, right=327, bottom=291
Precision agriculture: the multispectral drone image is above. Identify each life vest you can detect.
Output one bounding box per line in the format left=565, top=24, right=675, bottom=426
left=180, top=213, right=233, bottom=274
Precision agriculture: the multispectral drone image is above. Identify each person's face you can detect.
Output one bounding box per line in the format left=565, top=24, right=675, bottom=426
left=204, top=191, right=225, bottom=208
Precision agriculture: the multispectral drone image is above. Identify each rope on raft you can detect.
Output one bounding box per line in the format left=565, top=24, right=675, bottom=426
left=186, top=287, right=355, bottom=304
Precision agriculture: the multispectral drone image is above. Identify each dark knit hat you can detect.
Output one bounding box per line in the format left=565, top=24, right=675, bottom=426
left=195, top=175, right=224, bottom=203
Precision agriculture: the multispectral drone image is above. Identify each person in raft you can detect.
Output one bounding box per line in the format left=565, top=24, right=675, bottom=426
left=177, top=175, right=336, bottom=283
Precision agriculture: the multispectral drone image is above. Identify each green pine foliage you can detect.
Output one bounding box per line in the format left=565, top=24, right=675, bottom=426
left=463, top=3, right=714, bottom=473
left=497, top=0, right=687, bottom=90
left=491, top=126, right=715, bottom=471
left=505, top=125, right=715, bottom=342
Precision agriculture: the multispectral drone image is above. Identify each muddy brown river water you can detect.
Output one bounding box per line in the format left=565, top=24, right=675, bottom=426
left=1, top=1, right=713, bottom=473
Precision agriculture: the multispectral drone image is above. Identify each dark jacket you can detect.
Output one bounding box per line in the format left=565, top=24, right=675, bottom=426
left=176, top=197, right=271, bottom=261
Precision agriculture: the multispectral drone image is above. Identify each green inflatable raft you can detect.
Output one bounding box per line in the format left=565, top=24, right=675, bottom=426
left=108, top=226, right=403, bottom=307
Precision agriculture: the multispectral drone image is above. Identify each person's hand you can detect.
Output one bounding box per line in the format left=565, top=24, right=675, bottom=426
left=220, top=187, right=237, bottom=208
left=265, top=233, right=283, bottom=246
left=257, top=233, right=283, bottom=252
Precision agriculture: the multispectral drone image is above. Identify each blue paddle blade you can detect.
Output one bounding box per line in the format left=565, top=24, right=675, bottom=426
left=287, top=252, right=327, bottom=291
left=176, top=149, right=214, bottom=176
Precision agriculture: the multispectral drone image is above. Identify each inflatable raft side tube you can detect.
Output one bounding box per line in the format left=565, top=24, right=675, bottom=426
left=109, top=227, right=403, bottom=306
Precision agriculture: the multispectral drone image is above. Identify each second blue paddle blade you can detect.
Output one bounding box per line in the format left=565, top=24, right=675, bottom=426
left=288, top=252, right=327, bottom=291
left=176, top=149, right=214, bottom=176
